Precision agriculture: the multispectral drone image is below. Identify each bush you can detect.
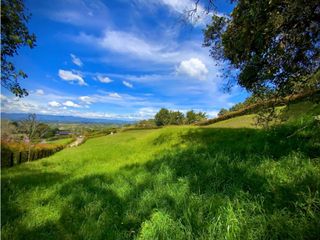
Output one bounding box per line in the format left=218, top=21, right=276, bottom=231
left=1, top=141, right=67, bottom=168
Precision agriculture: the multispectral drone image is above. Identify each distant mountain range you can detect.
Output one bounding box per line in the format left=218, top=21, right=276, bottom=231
left=1, top=112, right=135, bottom=124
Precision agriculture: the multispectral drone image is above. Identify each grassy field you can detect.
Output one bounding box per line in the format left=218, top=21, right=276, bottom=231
left=2, top=102, right=320, bottom=239
left=207, top=114, right=257, bottom=128
left=207, top=101, right=319, bottom=129
left=46, top=138, right=74, bottom=145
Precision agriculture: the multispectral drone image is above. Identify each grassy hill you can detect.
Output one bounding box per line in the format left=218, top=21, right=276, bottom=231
left=207, top=114, right=257, bottom=128
left=207, top=101, right=320, bottom=128
left=2, top=101, right=320, bottom=239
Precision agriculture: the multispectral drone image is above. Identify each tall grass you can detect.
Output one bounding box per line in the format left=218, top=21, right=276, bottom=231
left=1, top=118, right=320, bottom=239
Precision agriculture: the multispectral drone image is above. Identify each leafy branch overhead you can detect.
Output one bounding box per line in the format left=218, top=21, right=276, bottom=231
left=1, top=0, right=36, bottom=97
left=203, top=0, right=320, bottom=95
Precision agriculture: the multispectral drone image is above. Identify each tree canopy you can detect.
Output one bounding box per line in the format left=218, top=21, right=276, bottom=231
left=154, top=108, right=207, bottom=126
left=203, top=0, right=320, bottom=96
left=1, top=0, right=36, bottom=97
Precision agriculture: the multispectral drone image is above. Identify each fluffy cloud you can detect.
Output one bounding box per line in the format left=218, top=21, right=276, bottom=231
left=35, top=89, right=44, bottom=95
left=176, top=58, right=208, bottom=80
left=74, top=30, right=177, bottom=63
left=70, top=54, right=83, bottom=67
left=96, top=75, right=112, bottom=83
left=136, top=0, right=212, bottom=26
left=108, top=93, right=121, bottom=98
left=79, top=96, right=94, bottom=104
left=73, top=29, right=216, bottom=69
left=160, top=0, right=196, bottom=13
left=58, top=69, right=87, bottom=86
left=100, top=30, right=159, bottom=57
left=137, top=107, right=158, bottom=118
left=48, top=101, right=61, bottom=107
left=122, top=81, right=133, bottom=88
left=0, top=94, right=7, bottom=101
left=63, top=100, right=81, bottom=108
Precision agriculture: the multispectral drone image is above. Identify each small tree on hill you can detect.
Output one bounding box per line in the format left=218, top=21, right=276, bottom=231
left=186, top=110, right=207, bottom=124
left=186, top=110, right=197, bottom=124
left=155, top=108, right=171, bottom=126
left=169, top=111, right=185, bottom=125
left=195, top=112, right=207, bottom=123
left=21, top=114, right=48, bottom=162
left=218, top=108, right=228, bottom=117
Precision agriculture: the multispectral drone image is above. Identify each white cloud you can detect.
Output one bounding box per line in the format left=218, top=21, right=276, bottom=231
left=0, top=90, right=244, bottom=121
left=176, top=58, right=208, bottom=80
left=48, top=101, right=61, bottom=107
left=136, top=0, right=212, bottom=26
left=79, top=96, right=94, bottom=104
left=100, top=30, right=159, bottom=57
left=73, top=30, right=217, bottom=69
left=1, top=94, right=7, bottom=101
left=58, top=69, right=87, bottom=86
left=96, top=75, right=112, bottom=83
left=160, top=0, right=196, bottom=13
left=206, top=110, right=219, bottom=118
left=137, top=107, right=158, bottom=118
left=122, top=81, right=133, bottom=88
left=35, top=89, right=44, bottom=95
left=74, top=30, right=175, bottom=63
left=108, top=93, right=121, bottom=98
left=63, top=100, right=81, bottom=108
left=44, top=0, right=110, bottom=28
left=70, top=54, right=83, bottom=67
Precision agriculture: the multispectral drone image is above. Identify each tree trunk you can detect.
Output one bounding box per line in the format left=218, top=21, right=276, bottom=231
left=27, top=143, right=32, bottom=162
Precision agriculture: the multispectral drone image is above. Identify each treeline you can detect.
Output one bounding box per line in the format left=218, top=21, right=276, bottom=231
left=132, top=109, right=207, bottom=129
left=155, top=108, right=207, bottom=126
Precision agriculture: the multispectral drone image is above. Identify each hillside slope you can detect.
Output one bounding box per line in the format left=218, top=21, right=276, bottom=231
left=2, top=105, right=320, bottom=239
left=207, top=100, right=320, bottom=128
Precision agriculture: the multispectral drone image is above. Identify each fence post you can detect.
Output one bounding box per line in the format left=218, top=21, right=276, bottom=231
left=10, top=152, right=14, bottom=167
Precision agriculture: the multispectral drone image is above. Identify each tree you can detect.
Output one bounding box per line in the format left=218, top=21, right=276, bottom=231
left=186, top=110, right=197, bottom=124
left=1, top=119, right=18, bottom=141
left=169, top=111, right=185, bottom=125
left=203, top=0, right=320, bottom=96
left=1, top=0, right=36, bottom=97
left=186, top=110, right=207, bottom=124
left=155, top=108, right=171, bottom=126
left=21, top=114, right=48, bottom=162
left=195, top=111, right=207, bottom=122
left=218, top=108, right=228, bottom=117
left=136, top=119, right=157, bottom=128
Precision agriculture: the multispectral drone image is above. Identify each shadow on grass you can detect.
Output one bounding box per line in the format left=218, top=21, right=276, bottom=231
left=2, top=126, right=320, bottom=239
left=1, top=169, right=67, bottom=231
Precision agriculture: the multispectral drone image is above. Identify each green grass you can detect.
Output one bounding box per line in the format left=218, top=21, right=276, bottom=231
left=2, top=102, right=320, bottom=240
left=46, top=138, right=74, bottom=145
left=208, top=114, right=257, bottom=128
left=208, top=101, right=320, bottom=129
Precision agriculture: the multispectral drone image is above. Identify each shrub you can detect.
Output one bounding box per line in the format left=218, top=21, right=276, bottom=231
left=1, top=140, right=68, bottom=168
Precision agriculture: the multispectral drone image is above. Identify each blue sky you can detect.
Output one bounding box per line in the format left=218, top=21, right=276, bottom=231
left=1, top=0, right=248, bottom=120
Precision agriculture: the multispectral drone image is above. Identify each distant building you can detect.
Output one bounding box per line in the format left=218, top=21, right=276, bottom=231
left=56, top=131, right=71, bottom=136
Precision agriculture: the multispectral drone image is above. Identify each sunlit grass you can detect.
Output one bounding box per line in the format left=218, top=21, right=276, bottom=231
left=207, top=114, right=257, bottom=128
left=46, top=138, right=73, bottom=145
left=2, top=102, right=320, bottom=239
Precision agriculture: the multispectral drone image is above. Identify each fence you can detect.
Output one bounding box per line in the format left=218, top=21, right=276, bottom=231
left=1, top=141, right=67, bottom=168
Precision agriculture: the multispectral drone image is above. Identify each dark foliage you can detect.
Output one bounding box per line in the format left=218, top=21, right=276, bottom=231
left=204, top=0, right=320, bottom=95
left=1, top=0, right=36, bottom=97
